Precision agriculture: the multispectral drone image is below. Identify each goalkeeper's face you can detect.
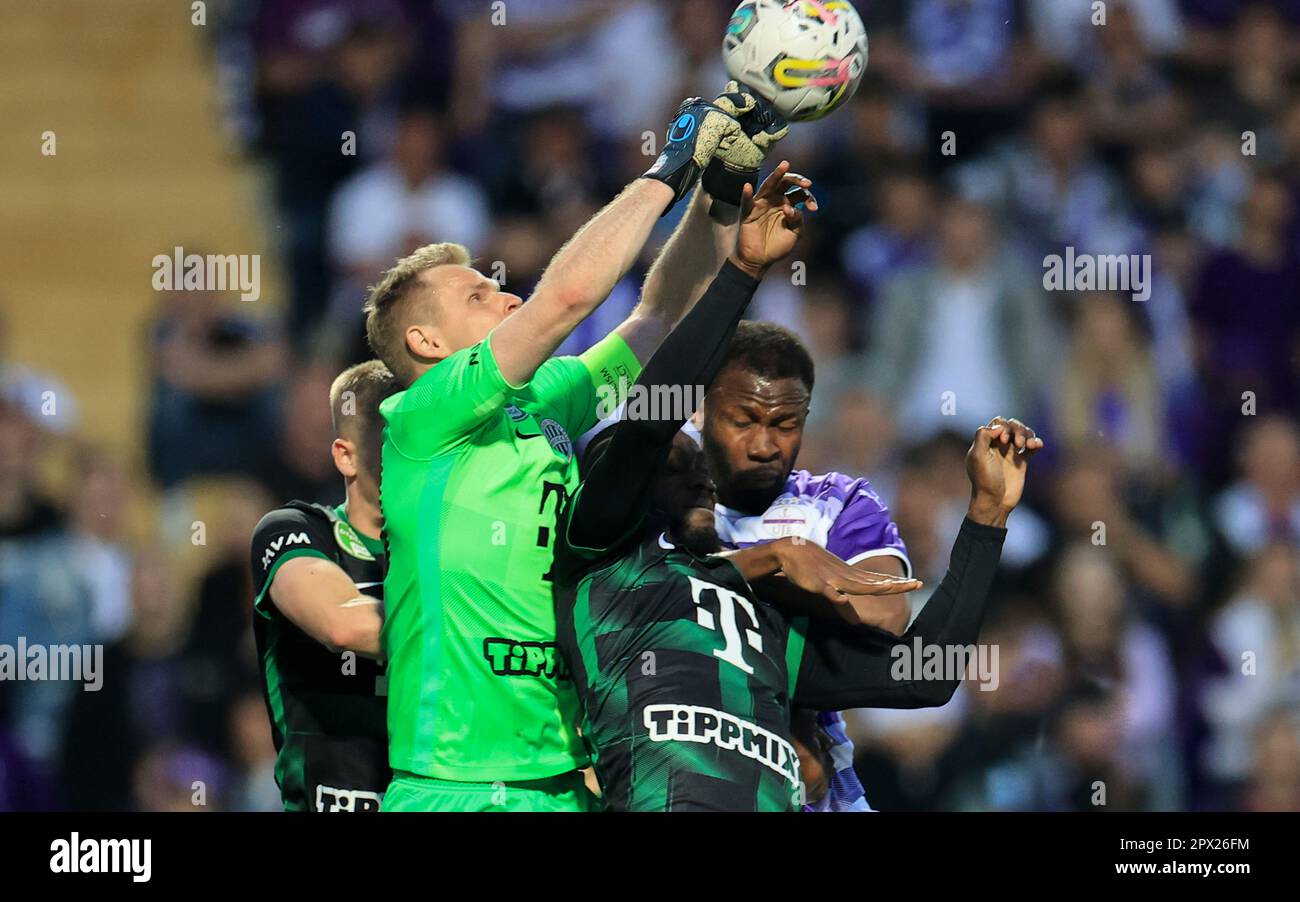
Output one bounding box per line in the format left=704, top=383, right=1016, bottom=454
left=422, top=265, right=523, bottom=358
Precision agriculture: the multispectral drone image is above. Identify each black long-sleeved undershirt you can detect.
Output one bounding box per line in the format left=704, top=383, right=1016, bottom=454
left=793, top=516, right=1007, bottom=710
left=566, top=260, right=760, bottom=552
left=562, top=259, right=1007, bottom=715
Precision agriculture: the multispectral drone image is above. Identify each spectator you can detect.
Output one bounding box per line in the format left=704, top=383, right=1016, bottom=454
left=839, top=167, right=937, bottom=326
left=1084, top=4, right=1183, bottom=158
left=67, top=447, right=134, bottom=643
left=902, top=0, right=1042, bottom=168
left=1196, top=5, right=1296, bottom=161
left=0, top=309, right=79, bottom=438
left=1051, top=543, right=1182, bottom=806
left=1190, top=176, right=1300, bottom=483
left=0, top=400, right=92, bottom=772
left=327, top=106, right=491, bottom=326
left=1030, top=0, right=1185, bottom=69
left=131, top=745, right=228, bottom=812
left=60, top=550, right=193, bottom=810
left=1057, top=292, right=1166, bottom=473
left=955, top=74, right=1140, bottom=263
left=1239, top=706, right=1300, bottom=811
left=254, top=366, right=342, bottom=506
left=1051, top=454, right=1198, bottom=607
left=176, top=482, right=272, bottom=758
left=1213, top=416, right=1300, bottom=555
left=864, top=198, right=1056, bottom=440
left=446, top=0, right=683, bottom=140
left=257, top=11, right=414, bottom=337
left=147, top=288, right=287, bottom=489
left=227, top=691, right=281, bottom=812
left=1202, top=543, right=1300, bottom=783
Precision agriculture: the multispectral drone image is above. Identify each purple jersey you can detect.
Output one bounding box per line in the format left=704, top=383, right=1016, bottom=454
left=714, top=470, right=911, bottom=574
left=713, top=470, right=910, bottom=812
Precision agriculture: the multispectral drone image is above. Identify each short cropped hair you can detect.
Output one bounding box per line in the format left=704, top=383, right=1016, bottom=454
left=362, top=242, right=471, bottom=385
left=330, top=360, right=399, bottom=473
left=718, top=321, right=815, bottom=392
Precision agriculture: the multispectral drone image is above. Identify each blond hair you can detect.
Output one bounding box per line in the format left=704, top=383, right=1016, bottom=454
left=362, top=242, right=471, bottom=385
left=330, top=360, right=399, bottom=476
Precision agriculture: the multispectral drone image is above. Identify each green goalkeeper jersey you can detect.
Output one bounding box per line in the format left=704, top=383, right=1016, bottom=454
left=378, top=330, right=639, bottom=782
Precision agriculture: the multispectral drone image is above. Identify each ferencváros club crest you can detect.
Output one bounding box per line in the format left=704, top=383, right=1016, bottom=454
left=541, top=418, right=573, bottom=461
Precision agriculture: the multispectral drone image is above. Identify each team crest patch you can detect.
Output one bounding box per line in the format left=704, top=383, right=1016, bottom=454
left=541, top=418, right=573, bottom=461
left=334, top=520, right=375, bottom=561
left=761, top=501, right=809, bottom=539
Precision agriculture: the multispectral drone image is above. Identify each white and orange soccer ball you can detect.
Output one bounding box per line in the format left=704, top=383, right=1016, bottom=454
left=722, top=0, right=869, bottom=122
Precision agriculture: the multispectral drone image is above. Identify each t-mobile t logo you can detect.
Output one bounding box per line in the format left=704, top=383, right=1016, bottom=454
left=688, top=577, right=763, bottom=674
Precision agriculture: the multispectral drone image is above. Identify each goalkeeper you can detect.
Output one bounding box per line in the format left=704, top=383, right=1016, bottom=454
left=370, top=88, right=786, bottom=811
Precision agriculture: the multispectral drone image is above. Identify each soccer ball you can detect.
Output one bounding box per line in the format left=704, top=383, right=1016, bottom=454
left=722, top=0, right=868, bottom=122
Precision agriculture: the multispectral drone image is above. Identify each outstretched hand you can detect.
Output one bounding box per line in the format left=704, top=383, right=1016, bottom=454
left=966, top=417, right=1045, bottom=527
left=730, top=160, right=817, bottom=277
left=775, top=538, right=921, bottom=627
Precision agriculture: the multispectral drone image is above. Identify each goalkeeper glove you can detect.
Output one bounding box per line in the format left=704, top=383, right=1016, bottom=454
left=641, top=97, right=746, bottom=212
left=703, top=82, right=790, bottom=208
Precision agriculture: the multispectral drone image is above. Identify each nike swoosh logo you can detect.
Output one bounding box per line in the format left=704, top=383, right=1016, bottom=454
left=516, top=430, right=542, bottom=440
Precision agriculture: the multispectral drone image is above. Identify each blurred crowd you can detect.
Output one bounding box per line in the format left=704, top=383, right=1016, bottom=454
left=2, top=0, right=1299, bottom=811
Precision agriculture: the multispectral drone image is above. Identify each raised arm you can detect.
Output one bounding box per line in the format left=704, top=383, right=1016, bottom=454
left=566, top=166, right=814, bottom=551
left=617, top=87, right=790, bottom=363
left=490, top=178, right=673, bottom=387
left=491, top=94, right=767, bottom=387
left=793, top=419, right=1045, bottom=710
left=613, top=186, right=737, bottom=362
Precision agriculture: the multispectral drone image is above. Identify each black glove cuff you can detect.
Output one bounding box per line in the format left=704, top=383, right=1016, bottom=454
left=640, top=153, right=701, bottom=213
left=640, top=101, right=716, bottom=215
left=701, top=158, right=758, bottom=207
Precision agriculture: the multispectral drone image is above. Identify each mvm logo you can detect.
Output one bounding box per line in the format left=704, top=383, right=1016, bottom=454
left=261, top=532, right=312, bottom=570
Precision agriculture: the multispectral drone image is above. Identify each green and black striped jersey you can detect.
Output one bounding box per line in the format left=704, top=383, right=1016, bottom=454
left=250, top=501, right=389, bottom=812
left=555, top=533, right=808, bottom=812
left=549, top=261, right=1009, bottom=812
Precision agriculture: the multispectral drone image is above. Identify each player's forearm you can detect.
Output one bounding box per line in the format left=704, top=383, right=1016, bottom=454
left=722, top=542, right=785, bottom=581
left=1112, top=525, right=1195, bottom=605
left=531, top=178, right=673, bottom=325
left=626, top=188, right=737, bottom=359
left=300, top=596, right=383, bottom=658
left=162, top=339, right=283, bottom=399
left=492, top=180, right=673, bottom=386
left=882, top=517, right=1005, bottom=705
left=326, top=599, right=384, bottom=659
left=754, top=572, right=908, bottom=636
left=794, top=519, right=1005, bottom=711
left=568, top=261, right=761, bottom=549
left=270, top=559, right=384, bottom=658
